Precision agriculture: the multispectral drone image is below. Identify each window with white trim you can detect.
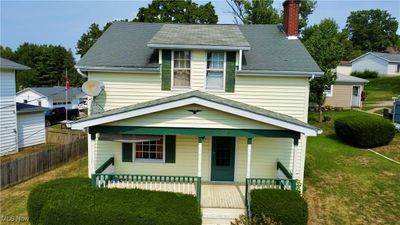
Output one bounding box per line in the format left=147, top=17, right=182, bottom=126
left=324, top=85, right=333, bottom=97
left=206, top=51, right=225, bottom=90
left=173, top=51, right=191, bottom=88
left=135, top=136, right=164, bottom=160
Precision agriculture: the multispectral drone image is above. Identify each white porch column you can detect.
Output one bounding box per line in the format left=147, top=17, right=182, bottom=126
left=292, top=138, right=299, bottom=180
left=246, top=138, right=253, bottom=179
left=91, top=133, right=96, bottom=175
left=197, top=137, right=203, bottom=177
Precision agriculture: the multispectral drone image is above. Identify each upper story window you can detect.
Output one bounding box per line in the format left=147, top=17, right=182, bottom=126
left=173, top=51, right=191, bottom=88
left=206, top=52, right=225, bottom=90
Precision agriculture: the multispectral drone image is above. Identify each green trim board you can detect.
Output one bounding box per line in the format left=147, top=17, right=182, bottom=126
left=89, top=126, right=301, bottom=139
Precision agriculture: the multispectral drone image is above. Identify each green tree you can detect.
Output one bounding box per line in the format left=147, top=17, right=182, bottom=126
left=9, top=43, right=84, bottom=89
left=134, top=0, right=218, bottom=24
left=227, top=0, right=316, bottom=29
left=76, top=22, right=113, bottom=57
left=0, top=46, right=15, bottom=60
left=346, top=9, right=399, bottom=53
left=302, top=19, right=345, bottom=122
left=227, top=0, right=280, bottom=24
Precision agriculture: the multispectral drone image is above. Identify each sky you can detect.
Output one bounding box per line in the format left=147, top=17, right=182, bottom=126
left=1, top=0, right=400, bottom=59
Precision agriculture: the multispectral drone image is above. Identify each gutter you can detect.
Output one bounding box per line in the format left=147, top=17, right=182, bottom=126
left=75, top=66, right=160, bottom=73
left=77, top=68, right=88, bottom=78
left=237, top=70, right=324, bottom=77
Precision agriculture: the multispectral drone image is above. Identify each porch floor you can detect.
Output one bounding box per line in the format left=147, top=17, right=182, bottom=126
left=201, top=183, right=246, bottom=209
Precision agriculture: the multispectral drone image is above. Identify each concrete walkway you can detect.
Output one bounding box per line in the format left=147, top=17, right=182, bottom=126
left=201, top=183, right=246, bottom=225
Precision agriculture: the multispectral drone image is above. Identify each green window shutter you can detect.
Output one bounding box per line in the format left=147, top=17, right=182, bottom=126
left=225, top=51, right=236, bottom=92
left=122, top=143, right=133, bottom=162
left=161, top=50, right=172, bottom=90
left=165, top=135, right=176, bottom=163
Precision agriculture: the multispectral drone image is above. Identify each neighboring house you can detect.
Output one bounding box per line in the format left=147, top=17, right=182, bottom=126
left=0, top=58, right=29, bottom=155
left=70, top=0, right=322, bottom=215
left=351, top=52, right=400, bottom=76
left=324, top=74, right=369, bottom=108
left=335, top=61, right=352, bottom=75
left=16, top=103, right=47, bottom=148
left=16, top=87, right=87, bottom=110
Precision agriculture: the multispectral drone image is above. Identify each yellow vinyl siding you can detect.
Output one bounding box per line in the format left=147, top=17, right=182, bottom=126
left=95, top=135, right=293, bottom=182
left=106, top=104, right=280, bottom=130
left=235, top=137, right=292, bottom=182
left=88, top=51, right=309, bottom=122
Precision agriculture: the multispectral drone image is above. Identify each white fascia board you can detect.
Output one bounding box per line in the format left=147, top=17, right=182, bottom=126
left=147, top=43, right=250, bottom=51
left=71, top=97, right=319, bottom=136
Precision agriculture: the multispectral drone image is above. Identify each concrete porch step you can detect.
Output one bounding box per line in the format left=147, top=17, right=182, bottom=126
left=202, top=208, right=245, bottom=225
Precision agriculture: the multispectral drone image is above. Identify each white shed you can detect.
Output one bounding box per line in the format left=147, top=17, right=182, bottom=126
left=16, top=103, right=47, bottom=148
left=351, top=52, right=400, bottom=76
left=0, top=58, right=29, bottom=155
left=16, top=87, right=87, bottom=110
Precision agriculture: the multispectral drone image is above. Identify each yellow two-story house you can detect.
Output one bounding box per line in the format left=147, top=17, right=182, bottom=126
left=71, top=0, right=323, bottom=215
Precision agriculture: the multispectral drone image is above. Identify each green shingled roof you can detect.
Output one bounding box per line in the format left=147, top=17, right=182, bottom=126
left=77, top=22, right=322, bottom=74
left=147, top=24, right=250, bottom=50
left=73, top=90, right=320, bottom=133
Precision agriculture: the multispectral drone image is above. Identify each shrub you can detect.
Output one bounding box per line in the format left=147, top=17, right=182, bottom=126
left=250, top=189, right=308, bottom=225
left=28, top=178, right=201, bottom=225
left=351, top=70, right=378, bottom=78
left=334, top=114, right=395, bottom=148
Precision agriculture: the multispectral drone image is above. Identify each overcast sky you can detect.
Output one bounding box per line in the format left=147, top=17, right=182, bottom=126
left=1, top=0, right=399, bottom=59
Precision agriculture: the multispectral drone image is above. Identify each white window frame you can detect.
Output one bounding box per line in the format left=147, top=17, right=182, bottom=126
left=204, top=51, right=226, bottom=91
left=133, top=135, right=166, bottom=163
left=324, top=85, right=333, bottom=97
left=171, top=50, right=192, bottom=90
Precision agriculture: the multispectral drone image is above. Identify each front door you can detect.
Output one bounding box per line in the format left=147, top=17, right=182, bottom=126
left=352, top=86, right=361, bottom=107
left=211, top=137, right=235, bottom=181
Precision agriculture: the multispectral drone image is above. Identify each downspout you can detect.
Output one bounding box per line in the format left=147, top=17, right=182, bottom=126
left=309, top=74, right=315, bottom=81
left=77, top=68, right=88, bottom=78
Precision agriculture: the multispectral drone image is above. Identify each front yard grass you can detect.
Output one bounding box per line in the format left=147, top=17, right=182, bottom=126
left=305, top=110, right=400, bottom=225
left=0, top=156, right=88, bottom=225
left=363, top=76, right=400, bottom=107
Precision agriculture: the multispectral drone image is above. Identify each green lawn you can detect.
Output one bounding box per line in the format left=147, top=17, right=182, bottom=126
left=0, top=157, right=88, bottom=225
left=363, top=76, right=400, bottom=106
left=305, top=110, right=400, bottom=225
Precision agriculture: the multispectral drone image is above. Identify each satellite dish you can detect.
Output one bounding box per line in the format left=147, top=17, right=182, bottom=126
left=82, top=80, right=104, bottom=96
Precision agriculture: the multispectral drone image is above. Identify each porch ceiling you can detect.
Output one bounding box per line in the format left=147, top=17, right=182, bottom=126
left=71, top=90, right=321, bottom=136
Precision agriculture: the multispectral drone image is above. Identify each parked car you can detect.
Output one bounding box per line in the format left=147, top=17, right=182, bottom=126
left=45, top=107, right=79, bottom=126
left=78, top=100, right=88, bottom=111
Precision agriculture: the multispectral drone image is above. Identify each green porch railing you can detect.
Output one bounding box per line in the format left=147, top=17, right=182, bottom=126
left=95, top=157, right=114, bottom=174
left=91, top=173, right=201, bottom=206
left=276, top=161, right=293, bottom=179
left=245, top=178, right=297, bottom=218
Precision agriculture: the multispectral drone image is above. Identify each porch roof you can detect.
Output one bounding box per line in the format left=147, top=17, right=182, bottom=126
left=71, top=91, right=321, bottom=136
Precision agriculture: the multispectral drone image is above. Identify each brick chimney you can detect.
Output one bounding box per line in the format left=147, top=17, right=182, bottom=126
left=283, top=0, right=300, bottom=39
